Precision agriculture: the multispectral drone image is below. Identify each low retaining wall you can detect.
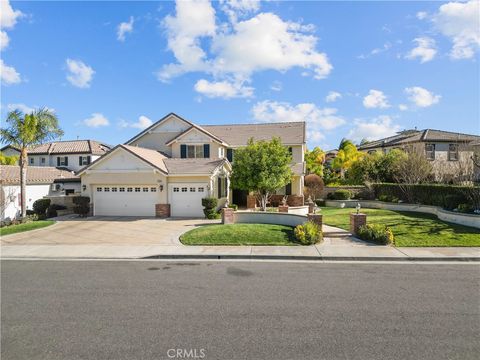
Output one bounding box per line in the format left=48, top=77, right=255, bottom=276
left=325, top=200, right=480, bottom=229
left=287, top=206, right=309, bottom=216
left=234, top=211, right=307, bottom=227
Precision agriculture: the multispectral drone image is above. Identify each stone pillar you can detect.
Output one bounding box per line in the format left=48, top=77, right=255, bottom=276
left=247, top=195, right=257, bottom=209
left=155, top=204, right=171, bottom=218
left=222, top=208, right=234, bottom=224
left=278, top=205, right=289, bottom=213
left=308, top=202, right=315, bottom=214
left=307, top=214, right=323, bottom=227
left=288, top=195, right=304, bottom=206
left=350, top=213, right=367, bottom=235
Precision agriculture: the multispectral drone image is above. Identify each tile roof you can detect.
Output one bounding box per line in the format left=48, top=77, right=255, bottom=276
left=202, top=122, right=306, bottom=146
left=164, top=158, right=228, bottom=174
left=0, top=165, right=79, bottom=185
left=5, top=140, right=111, bottom=155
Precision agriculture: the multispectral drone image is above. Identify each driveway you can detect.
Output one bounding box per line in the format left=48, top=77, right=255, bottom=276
left=1, top=216, right=220, bottom=246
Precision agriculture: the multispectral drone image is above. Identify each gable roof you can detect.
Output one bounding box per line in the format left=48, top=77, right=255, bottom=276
left=202, top=122, right=306, bottom=146
left=121, top=145, right=169, bottom=174
left=0, top=165, right=79, bottom=185
left=358, top=129, right=480, bottom=150
left=1, top=140, right=110, bottom=155
left=165, top=124, right=228, bottom=146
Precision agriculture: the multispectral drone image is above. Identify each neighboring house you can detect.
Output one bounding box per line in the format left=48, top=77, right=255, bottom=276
left=0, top=165, right=80, bottom=221
left=1, top=140, right=111, bottom=172
left=357, top=129, right=480, bottom=182
left=78, top=112, right=306, bottom=217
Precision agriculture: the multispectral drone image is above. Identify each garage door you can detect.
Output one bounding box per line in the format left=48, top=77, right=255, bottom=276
left=94, top=185, right=158, bottom=216
left=169, top=183, right=208, bottom=217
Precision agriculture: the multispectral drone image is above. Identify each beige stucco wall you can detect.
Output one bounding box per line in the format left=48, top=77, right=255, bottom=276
left=170, top=128, right=223, bottom=159
left=290, top=145, right=304, bottom=163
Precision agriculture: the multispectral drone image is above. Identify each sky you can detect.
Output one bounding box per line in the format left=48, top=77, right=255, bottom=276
left=1, top=0, right=479, bottom=151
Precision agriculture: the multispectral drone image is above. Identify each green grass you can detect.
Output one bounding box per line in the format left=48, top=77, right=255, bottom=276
left=0, top=220, right=55, bottom=236
left=320, top=207, right=480, bottom=247
left=180, top=223, right=297, bottom=246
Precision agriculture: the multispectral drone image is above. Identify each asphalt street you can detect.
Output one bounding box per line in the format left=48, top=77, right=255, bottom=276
left=1, top=260, right=479, bottom=360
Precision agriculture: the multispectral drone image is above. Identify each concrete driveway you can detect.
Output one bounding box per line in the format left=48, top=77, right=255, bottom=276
left=1, top=216, right=220, bottom=246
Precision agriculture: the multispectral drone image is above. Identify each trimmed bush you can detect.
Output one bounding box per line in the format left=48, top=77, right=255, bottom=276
left=228, top=204, right=238, bottom=211
left=332, top=189, right=352, bottom=200
left=357, top=224, right=394, bottom=245
left=73, top=196, right=90, bottom=217
left=315, top=199, right=326, bottom=207
left=457, top=203, right=474, bottom=213
left=372, top=183, right=474, bottom=209
left=33, top=198, right=51, bottom=218
left=294, top=221, right=322, bottom=245
left=46, top=204, right=67, bottom=218
left=202, top=197, right=219, bottom=219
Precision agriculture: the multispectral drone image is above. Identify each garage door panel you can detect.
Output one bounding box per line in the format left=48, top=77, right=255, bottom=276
left=94, top=185, right=157, bottom=217
left=169, top=183, right=207, bottom=217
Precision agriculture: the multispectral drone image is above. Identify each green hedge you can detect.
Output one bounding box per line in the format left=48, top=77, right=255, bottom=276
left=357, top=224, right=394, bottom=245
left=371, top=183, right=475, bottom=210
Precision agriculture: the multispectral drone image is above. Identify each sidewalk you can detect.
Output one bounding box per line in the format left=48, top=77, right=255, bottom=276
left=2, top=225, right=479, bottom=261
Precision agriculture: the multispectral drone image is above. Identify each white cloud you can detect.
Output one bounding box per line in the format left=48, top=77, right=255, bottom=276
left=119, top=115, right=153, bottom=130
left=0, top=59, right=21, bottom=85
left=220, top=0, right=260, bottom=23
left=194, top=78, right=253, bottom=98
left=158, top=1, right=332, bottom=96
left=117, top=16, right=134, bottom=42
left=252, top=100, right=345, bottom=143
left=405, top=86, right=441, bottom=107
left=405, top=37, right=437, bottom=63
left=432, top=0, right=480, bottom=59
left=325, top=91, right=342, bottom=103
left=7, top=103, right=34, bottom=113
left=270, top=80, right=282, bottom=92
left=83, top=113, right=109, bottom=128
left=416, top=11, right=428, bottom=20
left=363, top=89, right=390, bottom=109
left=398, top=104, right=408, bottom=111
left=1, top=0, right=23, bottom=30
left=65, top=59, right=95, bottom=88
left=347, top=116, right=402, bottom=142
left=0, top=30, right=9, bottom=50
left=357, top=42, right=392, bottom=59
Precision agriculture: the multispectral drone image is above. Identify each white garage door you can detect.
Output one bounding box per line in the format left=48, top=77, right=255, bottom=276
left=169, top=183, right=208, bottom=217
left=94, top=185, right=158, bottom=216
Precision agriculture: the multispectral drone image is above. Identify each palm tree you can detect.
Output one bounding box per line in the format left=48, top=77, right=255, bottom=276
left=1, top=108, right=63, bottom=218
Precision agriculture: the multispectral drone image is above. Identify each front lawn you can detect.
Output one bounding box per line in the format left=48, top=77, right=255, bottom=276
left=180, top=223, right=297, bottom=246
left=320, top=207, right=480, bottom=247
left=0, top=220, right=55, bottom=236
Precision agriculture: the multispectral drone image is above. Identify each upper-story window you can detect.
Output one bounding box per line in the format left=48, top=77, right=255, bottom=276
left=226, top=148, right=234, bottom=162
left=41, top=157, right=46, bottom=165
left=29, top=157, right=34, bottom=165
left=79, top=156, right=91, bottom=166
left=219, top=147, right=225, bottom=158
left=425, top=144, right=435, bottom=161
left=448, top=144, right=459, bottom=161
left=181, top=144, right=210, bottom=158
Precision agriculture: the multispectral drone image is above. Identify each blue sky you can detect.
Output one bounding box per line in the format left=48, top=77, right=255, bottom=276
left=1, top=0, right=479, bottom=150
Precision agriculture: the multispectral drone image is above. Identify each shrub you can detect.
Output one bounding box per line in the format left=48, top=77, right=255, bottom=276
left=73, top=196, right=90, bottom=217
left=357, top=224, right=394, bottom=245
left=372, top=183, right=473, bottom=209
left=26, top=209, right=36, bottom=216
left=304, top=174, right=324, bottom=200
left=46, top=204, right=68, bottom=218
left=315, top=199, right=326, bottom=207
left=294, top=221, right=322, bottom=245
left=457, top=203, right=474, bottom=213
left=228, top=204, right=238, bottom=211
left=353, top=188, right=375, bottom=200
left=32, top=198, right=51, bottom=217
left=202, top=197, right=218, bottom=219
left=332, top=189, right=352, bottom=200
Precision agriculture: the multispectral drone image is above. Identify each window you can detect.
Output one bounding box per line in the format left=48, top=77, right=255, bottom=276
left=190, top=187, right=196, bottom=192
left=112, top=187, right=117, bottom=192
left=448, top=144, right=459, bottom=161
left=41, top=157, right=46, bottom=165
left=181, top=187, right=188, bottom=192
left=79, top=156, right=90, bottom=166
left=57, top=156, right=68, bottom=166
left=135, top=187, right=141, bottom=192
left=217, top=177, right=227, bottom=198
left=187, top=145, right=204, bottom=158
left=143, top=187, right=149, bottom=192
left=119, top=187, right=125, bottom=192
left=173, top=187, right=179, bottom=192
left=219, top=147, right=225, bottom=158
left=29, top=157, right=34, bottom=165
left=150, top=187, right=157, bottom=192
left=425, top=144, right=435, bottom=160
left=104, top=187, right=110, bottom=192
left=127, top=187, right=133, bottom=192
left=96, top=187, right=102, bottom=192
left=198, top=187, right=204, bottom=192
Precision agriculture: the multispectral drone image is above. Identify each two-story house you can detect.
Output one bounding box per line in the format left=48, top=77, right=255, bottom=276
left=357, top=129, right=480, bottom=181
left=1, top=140, right=111, bottom=172
left=78, top=113, right=306, bottom=217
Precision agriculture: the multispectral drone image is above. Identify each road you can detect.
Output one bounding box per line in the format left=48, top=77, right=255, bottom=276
left=1, top=260, right=479, bottom=360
